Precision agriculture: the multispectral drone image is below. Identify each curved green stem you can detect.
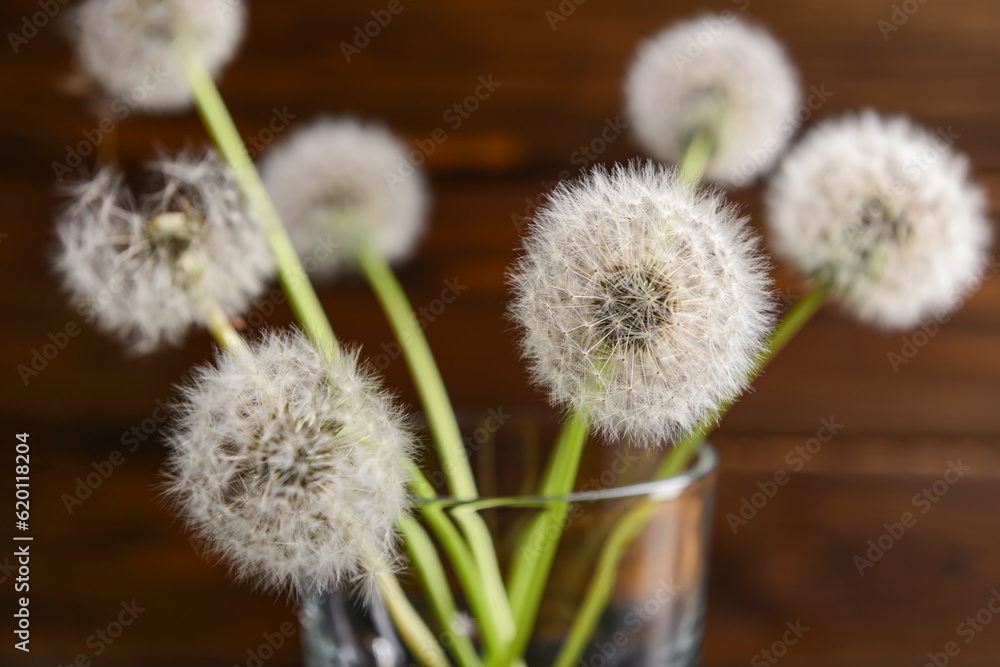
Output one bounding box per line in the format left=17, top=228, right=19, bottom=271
left=551, top=502, right=656, bottom=667
left=552, top=283, right=830, bottom=667
left=656, top=281, right=830, bottom=478
left=199, top=296, right=247, bottom=354
left=399, top=515, right=483, bottom=667
left=179, top=50, right=338, bottom=361
left=356, top=246, right=517, bottom=662
left=377, top=572, right=451, bottom=667
left=355, top=246, right=473, bottom=498
left=408, top=466, right=506, bottom=660
left=501, top=411, right=588, bottom=664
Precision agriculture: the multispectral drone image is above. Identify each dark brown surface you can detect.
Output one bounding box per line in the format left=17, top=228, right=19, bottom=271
left=2, top=0, right=1000, bottom=665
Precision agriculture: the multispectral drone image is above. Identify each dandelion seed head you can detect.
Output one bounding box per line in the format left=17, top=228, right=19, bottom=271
left=260, top=117, right=429, bottom=279
left=72, top=0, right=246, bottom=112
left=53, top=149, right=273, bottom=353
left=766, top=111, right=992, bottom=329
left=510, top=161, right=775, bottom=446
left=625, top=14, right=800, bottom=187
left=164, top=330, right=415, bottom=598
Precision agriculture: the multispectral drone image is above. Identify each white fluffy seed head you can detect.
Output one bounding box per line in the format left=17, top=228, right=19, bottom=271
left=766, top=111, right=992, bottom=330
left=260, top=117, right=429, bottom=279
left=54, top=149, right=274, bottom=354
left=625, top=14, right=801, bottom=187
left=510, top=161, right=775, bottom=447
left=164, top=330, right=415, bottom=599
left=72, top=0, right=246, bottom=112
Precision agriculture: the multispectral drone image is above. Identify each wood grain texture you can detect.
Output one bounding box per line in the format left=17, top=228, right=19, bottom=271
left=1, top=0, right=999, bottom=664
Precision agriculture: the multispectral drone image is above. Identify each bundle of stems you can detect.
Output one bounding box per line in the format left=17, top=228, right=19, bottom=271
left=178, top=46, right=831, bottom=666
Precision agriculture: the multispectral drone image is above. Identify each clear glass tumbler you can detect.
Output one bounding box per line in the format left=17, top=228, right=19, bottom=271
left=301, top=438, right=717, bottom=667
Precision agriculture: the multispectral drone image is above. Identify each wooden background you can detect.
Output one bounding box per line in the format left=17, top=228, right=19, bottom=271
left=2, top=0, right=999, bottom=664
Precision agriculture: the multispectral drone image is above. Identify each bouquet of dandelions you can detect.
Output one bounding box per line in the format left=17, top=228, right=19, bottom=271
left=55, top=3, right=991, bottom=666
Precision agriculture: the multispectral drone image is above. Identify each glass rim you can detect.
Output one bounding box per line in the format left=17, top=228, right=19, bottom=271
left=417, top=442, right=717, bottom=511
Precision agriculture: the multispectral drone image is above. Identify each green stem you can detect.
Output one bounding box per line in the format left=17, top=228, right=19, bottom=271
left=178, top=49, right=338, bottom=361
left=399, top=515, right=483, bottom=667
left=185, top=265, right=248, bottom=354
left=199, top=298, right=247, bottom=354
left=679, top=127, right=714, bottom=185
left=355, top=245, right=518, bottom=662
left=377, top=572, right=451, bottom=667
left=355, top=245, right=473, bottom=498
left=502, top=411, right=589, bottom=664
left=179, top=49, right=469, bottom=664
left=551, top=503, right=657, bottom=667
left=656, top=281, right=830, bottom=478
left=551, top=284, right=830, bottom=667
left=407, top=466, right=506, bottom=660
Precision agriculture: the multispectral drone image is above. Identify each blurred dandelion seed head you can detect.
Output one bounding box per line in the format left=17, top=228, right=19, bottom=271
left=54, top=149, right=273, bottom=353
left=72, top=0, right=246, bottom=112
left=625, top=14, right=801, bottom=187
left=260, top=117, right=429, bottom=279
left=767, top=111, right=992, bottom=330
